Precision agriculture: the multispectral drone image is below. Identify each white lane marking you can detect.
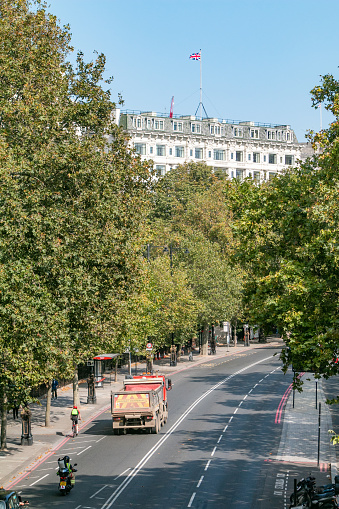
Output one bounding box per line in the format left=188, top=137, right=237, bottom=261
left=188, top=492, right=196, bottom=507
left=197, top=475, right=204, bottom=488
left=75, top=506, right=82, bottom=509
left=90, top=485, right=109, bottom=499
left=234, top=408, right=238, bottom=414
left=265, top=374, right=269, bottom=378
left=254, top=384, right=258, bottom=388
left=205, top=460, right=211, bottom=471
left=238, top=401, right=243, bottom=406
left=211, top=447, right=217, bottom=456
left=243, top=394, right=248, bottom=400
left=259, top=379, right=264, bottom=383
left=248, top=388, right=253, bottom=393
left=101, top=355, right=275, bottom=509
left=217, top=435, right=223, bottom=443
left=96, top=436, right=106, bottom=443
left=223, top=424, right=228, bottom=432
left=229, top=416, right=233, bottom=422
left=29, top=473, right=49, bottom=486
left=77, top=445, right=92, bottom=455
left=114, top=468, right=131, bottom=480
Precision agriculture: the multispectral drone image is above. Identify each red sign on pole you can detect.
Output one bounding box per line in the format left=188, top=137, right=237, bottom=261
left=146, top=343, right=153, bottom=351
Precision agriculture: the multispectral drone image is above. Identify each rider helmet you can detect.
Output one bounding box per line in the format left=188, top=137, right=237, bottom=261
left=73, top=405, right=77, bottom=409
left=64, top=456, right=70, bottom=464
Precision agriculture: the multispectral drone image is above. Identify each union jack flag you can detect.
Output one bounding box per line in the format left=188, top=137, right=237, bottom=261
left=189, top=52, right=201, bottom=61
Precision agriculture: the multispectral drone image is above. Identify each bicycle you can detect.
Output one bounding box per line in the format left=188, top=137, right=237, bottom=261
left=71, top=420, right=78, bottom=437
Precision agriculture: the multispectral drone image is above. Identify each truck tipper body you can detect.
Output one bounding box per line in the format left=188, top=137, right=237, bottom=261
left=111, top=375, right=170, bottom=434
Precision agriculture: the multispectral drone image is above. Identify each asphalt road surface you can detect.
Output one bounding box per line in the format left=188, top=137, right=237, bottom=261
left=16, top=345, right=293, bottom=508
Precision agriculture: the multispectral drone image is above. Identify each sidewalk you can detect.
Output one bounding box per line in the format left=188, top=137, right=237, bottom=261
left=276, top=374, right=337, bottom=470
left=2, top=338, right=337, bottom=492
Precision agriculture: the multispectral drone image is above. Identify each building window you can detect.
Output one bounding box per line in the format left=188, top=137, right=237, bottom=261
left=154, top=120, right=164, bottom=130
left=253, top=171, right=260, bottom=182
left=156, top=145, right=166, bottom=156
left=156, top=165, right=166, bottom=177
left=250, top=129, right=259, bottom=139
left=248, top=154, right=251, bottom=161
left=208, top=151, right=212, bottom=158
left=231, top=171, right=234, bottom=178
left=286, top=131, right=291, bottom=141
left=236, top=169, right=244, bottom=180
left=134, top=143, right=146, bottom=155
left=190, top=149, right=193, bottom=156
left=210, top=124, right=221, bottom=135
left=263, top=155, right=266, bottom=162
left=267, top=130, right=276, bottom=140
left=280, top=157, right=283, bottom=163
left=285, top=155, right=294, bottom=165
left=169, top=148, right=172, bottom=156
left=269, top=172, right=277, bottom=180
left=195, top=148, right=203, bottom=159
left=150, top=146, right=153, bottom=154
left=269, top=153, right=277, bottom=164
left=175, top=146, right=184, bottom=158
left=214, top=150, right=225, bottom=161
left=253, top=152, right=260, bottom=163
left=191, top=123, right=201, bottom=133
left=236, top=151, right=243, bottom=162
left=233, top=127, right=243, bottom=138
left=173, top=121, right=183, bottom=132
left=133, top=117, right=142, bottom=128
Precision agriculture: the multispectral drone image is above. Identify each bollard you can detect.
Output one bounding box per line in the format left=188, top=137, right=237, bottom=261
left=87, top=374, right=97, bottom=404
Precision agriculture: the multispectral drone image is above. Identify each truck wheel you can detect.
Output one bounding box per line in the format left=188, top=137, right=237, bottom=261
left=151, top=416, right=159, bottom=434
left=113, top=429, right=120, bottom=436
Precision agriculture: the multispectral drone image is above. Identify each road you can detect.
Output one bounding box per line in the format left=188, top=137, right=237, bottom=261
left=16, top=345, right=292, bottom=508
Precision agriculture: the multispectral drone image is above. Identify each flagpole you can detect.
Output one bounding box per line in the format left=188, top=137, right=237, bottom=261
left=200, top=49, right=202, bottom=120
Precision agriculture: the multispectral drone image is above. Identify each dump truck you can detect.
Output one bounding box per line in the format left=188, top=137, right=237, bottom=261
left=111, top=374, right=172, bottom=435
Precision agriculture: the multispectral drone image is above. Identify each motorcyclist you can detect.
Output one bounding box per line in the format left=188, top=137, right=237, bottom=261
left=57, top=455, right=77, bottom=488
left=70, top=405, right=81, bottom=435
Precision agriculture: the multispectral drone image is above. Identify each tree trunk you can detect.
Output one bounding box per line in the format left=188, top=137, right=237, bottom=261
left=234, top=320, right=237, bottom=348
left=115, top=359, right=117, bottom=382
left=200, top=323, right=209, bottom=356
left=73, top=366, right=80, bottom=407
left=1, top=390, right=7, bottom=450
left=45, top=381, right=52, bottom=427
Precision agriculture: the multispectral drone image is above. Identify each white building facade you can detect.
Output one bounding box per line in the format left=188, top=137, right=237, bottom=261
left=116, top=109, right=301, bottom=181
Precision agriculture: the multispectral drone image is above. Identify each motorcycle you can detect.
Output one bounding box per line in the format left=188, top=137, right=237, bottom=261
left=57, top=457, right=77, bottom=495
left=289, top=475, right=339, bottom=508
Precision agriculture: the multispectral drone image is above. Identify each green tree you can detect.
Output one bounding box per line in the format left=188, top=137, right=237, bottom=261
left=152, top=163, right=244, bottom=354
left=0, top=0, right=153, bottom=446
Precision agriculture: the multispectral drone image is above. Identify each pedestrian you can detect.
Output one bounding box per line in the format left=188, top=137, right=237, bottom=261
left=13, top=400, right=19, bottom=419
left=52, top=378, right=59, bottom=399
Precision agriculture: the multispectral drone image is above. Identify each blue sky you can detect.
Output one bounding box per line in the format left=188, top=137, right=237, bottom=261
left=46, top=0, right=339, bottom=142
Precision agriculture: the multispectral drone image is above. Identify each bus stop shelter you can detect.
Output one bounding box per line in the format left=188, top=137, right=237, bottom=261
left=93, top=353, right=120, bottom=387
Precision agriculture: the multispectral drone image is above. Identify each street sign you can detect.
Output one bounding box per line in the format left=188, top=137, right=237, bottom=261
left=87, top=360, right=94, bottom=367
left=223, top=321, right=230, bottom=333
left=146, top=343, right=153, bottom=351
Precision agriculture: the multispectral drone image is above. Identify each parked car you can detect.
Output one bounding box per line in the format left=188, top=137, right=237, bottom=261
left=0, top=489, right=29, bottom=508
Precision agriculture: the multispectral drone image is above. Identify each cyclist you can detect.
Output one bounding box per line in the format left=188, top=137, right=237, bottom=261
left=70, top=405, right=81, bottom=435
